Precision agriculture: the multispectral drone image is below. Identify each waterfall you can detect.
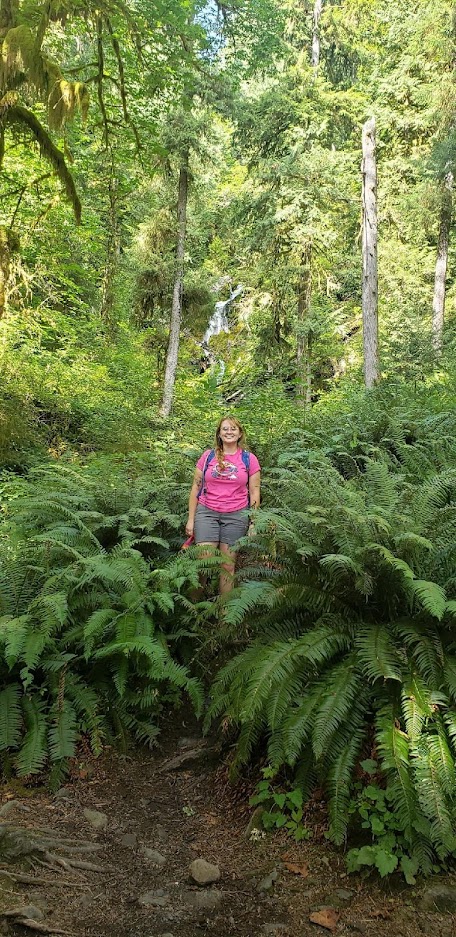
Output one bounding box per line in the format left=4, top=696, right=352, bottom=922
left=203, top=284, right=243, bottom=345
left=200, top=284, right=242, bottom=383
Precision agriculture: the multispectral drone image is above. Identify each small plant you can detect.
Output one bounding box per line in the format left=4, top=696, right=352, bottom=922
left=249, top=827, right=266, bottom=842
left=182, top=805, right=196, bottom=817
left=250, top=768, right=311, bottom=842
left=346, top=760, right=421, bottom=883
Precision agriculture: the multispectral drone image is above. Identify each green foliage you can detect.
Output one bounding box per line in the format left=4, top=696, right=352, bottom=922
left=1, top=0, right=456, bottom=887
left=345, top=765, right=429, bottom=884
left=207, top=396, right=456, bottom=874
left=0, top=460, right=206, bottom=779
left=250, top=768, right=310, bottom=842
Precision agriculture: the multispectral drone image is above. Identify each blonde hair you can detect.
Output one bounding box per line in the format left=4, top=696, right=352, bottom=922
left=214, top=415, right=246, bottom=471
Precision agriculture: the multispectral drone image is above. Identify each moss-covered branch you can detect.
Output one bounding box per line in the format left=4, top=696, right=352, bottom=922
left=3, top=104, right=81, bottom=222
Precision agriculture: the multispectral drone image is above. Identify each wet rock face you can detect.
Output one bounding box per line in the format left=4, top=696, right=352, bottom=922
left=189, top=858, right=221, bottom=885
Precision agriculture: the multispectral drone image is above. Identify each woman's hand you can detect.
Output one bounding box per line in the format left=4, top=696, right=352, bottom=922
left=247, top=521, right=255, bottom=538
left=185, top=519, right=194, bottom=537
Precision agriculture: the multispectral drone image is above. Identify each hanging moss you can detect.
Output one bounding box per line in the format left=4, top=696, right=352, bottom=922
left=0, top=25, right=34, bottom=89
left=47, top=75, right=89, bottom=128
left=75, top=81, right=89, bottom=123
left=1, top=26, right=88, bottom=131
left=48, top=77, right=75, bottom=128
left=28, top=52, right=55, bottom=95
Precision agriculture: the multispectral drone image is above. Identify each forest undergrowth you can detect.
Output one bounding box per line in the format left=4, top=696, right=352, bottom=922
left=2, top=363, right=456, bottom=883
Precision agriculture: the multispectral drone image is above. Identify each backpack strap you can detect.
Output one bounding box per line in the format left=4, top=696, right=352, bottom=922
left=241, top=449, right=251, bottom=505
left=241, top=450, right=250, bottom=474
left=197, top=449, right=215, bottom=500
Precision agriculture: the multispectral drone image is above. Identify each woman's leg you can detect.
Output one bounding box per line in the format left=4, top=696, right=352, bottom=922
left=192, top=541, right=218, bottom=600
left=219, top=542, right=236, bottom=595
left=193, top=505, right=221, bottom=597
left=218, top=510, right=249, bottom=595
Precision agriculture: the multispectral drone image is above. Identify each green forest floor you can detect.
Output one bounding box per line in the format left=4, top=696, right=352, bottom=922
left=1, top=713, right=456, bottom=937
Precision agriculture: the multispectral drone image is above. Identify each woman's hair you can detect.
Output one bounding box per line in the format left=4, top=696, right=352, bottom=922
left=214, top=415, right=246, bottom=470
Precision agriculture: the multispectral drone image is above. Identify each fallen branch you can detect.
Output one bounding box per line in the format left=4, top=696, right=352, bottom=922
left=10, top=919, right=74, bottom=935
left=158, top=744, right=209, bottom=772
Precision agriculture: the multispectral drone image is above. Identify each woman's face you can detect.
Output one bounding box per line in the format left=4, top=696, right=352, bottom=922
left=219, top=421, right=241, bottom=445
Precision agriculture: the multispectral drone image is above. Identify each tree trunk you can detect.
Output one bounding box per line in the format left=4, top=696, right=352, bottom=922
left=432, top=170, right=453, bottom=355
left=311, top=0, right=323, bottom=70
left=0, top=225, right=11, bottom=318
left=100, top=160, right=120, bottom=328
left=0, top=0, right=16, bottom=31
left=296, top=241, right=312, bottom=406
left=160, top=153, right=189, bottom=418
left=361, top=117, right=379, bottom=388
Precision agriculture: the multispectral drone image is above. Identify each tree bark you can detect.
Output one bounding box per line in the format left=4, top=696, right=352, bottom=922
left=311, top=0, right=323, bottom=70
left=432, top=170, right=453, bottom=355
left=361, top=117, right=379, bottom=388
left=0, top=225, right=11, bottom=318
left=100, top=159, right=120, bottom=328
left=296, top=240, right=312, bottom=406
left=0, top=0, right=16, bottom=32
left=160, top=152, right=189, bottom=418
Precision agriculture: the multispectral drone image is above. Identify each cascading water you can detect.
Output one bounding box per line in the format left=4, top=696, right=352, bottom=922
left=201, top=283, right=242, bottom=383
left=203, top=284, right=243, bottom=344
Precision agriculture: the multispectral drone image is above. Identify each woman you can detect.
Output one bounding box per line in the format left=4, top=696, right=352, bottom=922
left=186, top=416, right=261, bottom=594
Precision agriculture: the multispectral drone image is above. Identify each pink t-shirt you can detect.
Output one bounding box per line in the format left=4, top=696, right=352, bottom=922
left=196, top=448, right=261, bottom=513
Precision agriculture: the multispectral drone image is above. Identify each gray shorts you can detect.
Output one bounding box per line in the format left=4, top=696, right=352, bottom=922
left=194, top=503, right=249, bottom=547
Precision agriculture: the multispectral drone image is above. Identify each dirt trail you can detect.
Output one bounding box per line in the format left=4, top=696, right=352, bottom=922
left=1, top=712, right=456, bottom=937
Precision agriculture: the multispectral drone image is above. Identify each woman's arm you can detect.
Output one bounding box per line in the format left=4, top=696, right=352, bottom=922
left=186, top=468, right=203, bottom=536
left=249, top=470, right=261, bottom=510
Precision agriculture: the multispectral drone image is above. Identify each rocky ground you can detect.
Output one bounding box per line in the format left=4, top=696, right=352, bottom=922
left=1, top=711, right=456, bottom=937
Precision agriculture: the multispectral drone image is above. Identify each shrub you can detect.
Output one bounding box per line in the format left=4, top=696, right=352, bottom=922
left=0, top=460, right=206, bottom=784
left=207, top=404, right=456, bottom=874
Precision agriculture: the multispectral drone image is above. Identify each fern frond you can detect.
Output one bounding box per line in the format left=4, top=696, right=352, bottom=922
left=327, top=727, right=365, bottom=845
left=320, top=553, right=362, bottom=579
left=220, top=581, right=278, bottom=626
left=111, top=657, right=128, bottom=698
left=355, top=624, right=403, bottom=682
left=0, top=614, right=29, bottom=666
left=311, top=658, right=361, bottom=759
left=401, top=674, right=433, bottom=741
left=0, top=684, right=22, bottom=750
left=48, top=700, right=78, bottom=762
left=397, top=622, right=443, bottom=683
left=280, top=685, right=326, bottom=767
left=414, top=736, right=456, bottom=855
left=16, top=697, right=48, bottom=776
left=83, top=608, right=117, bottom=656
left=410, top=580, right=447, bottom=621
left=362, top=460, right=399, bottom=513
left=376, top=703, right=416, bottom=842
left=66, top=676, right=104, bottom=755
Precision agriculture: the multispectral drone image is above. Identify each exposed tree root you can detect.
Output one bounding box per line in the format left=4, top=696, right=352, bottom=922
left=0, top=812, right=105, bottom=882
left=18, top=920, right=74, bottom=935
left=0, top=911, right=74, bottom=935
left=0, top=868, right=85, bottom=887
